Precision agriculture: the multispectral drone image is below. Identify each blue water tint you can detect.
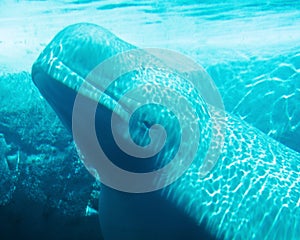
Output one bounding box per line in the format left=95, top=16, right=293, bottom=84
left=0, top=0, right=299, bottom=239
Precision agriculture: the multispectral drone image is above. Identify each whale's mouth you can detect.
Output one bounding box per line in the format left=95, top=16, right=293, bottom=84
left=31, top=53, right=136, bottom=133
left=32, top=56, right=114, bottom=108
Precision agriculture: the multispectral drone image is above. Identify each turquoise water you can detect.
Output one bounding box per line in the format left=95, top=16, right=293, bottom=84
left=0, top=0, right=299, bottom=239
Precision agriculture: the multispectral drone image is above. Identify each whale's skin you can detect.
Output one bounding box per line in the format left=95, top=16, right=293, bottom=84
left=31, top=23, right=300, bottom=240
left=206, top=53, right=300, bottom=153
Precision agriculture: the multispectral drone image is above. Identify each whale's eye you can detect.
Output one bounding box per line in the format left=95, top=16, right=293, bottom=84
left=143, top=120, right=151, bottom=129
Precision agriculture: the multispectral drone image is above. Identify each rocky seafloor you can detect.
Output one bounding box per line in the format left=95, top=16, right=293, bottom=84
left=0, top=71, right=103, bottom=240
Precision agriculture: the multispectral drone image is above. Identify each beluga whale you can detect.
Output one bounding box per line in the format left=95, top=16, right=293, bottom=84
left=31, top=23, right=300, bottom=240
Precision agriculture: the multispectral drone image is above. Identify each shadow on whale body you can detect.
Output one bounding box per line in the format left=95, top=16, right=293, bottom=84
left=32, top=23, right=300, bottom=240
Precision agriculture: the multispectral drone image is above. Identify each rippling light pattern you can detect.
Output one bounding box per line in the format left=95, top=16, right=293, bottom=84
left=31, top=23, right=300, bottom=240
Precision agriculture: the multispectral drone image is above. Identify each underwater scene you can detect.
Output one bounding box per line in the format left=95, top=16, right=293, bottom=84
left=0, top=0, right=300, bottom=239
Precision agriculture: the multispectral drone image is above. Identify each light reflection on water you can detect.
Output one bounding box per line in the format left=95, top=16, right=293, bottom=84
left=1, top=0, right=300, bottom=71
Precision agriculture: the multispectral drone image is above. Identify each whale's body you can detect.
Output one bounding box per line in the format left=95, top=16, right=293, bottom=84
left=32, top=23, right=300, bottom=240
left=206, top=52, right=300, bottom=153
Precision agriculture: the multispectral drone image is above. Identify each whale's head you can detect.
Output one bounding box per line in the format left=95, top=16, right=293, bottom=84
left=32, top=23, right=220, bottom=192
left=31, top=22, right=227, bottom=239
